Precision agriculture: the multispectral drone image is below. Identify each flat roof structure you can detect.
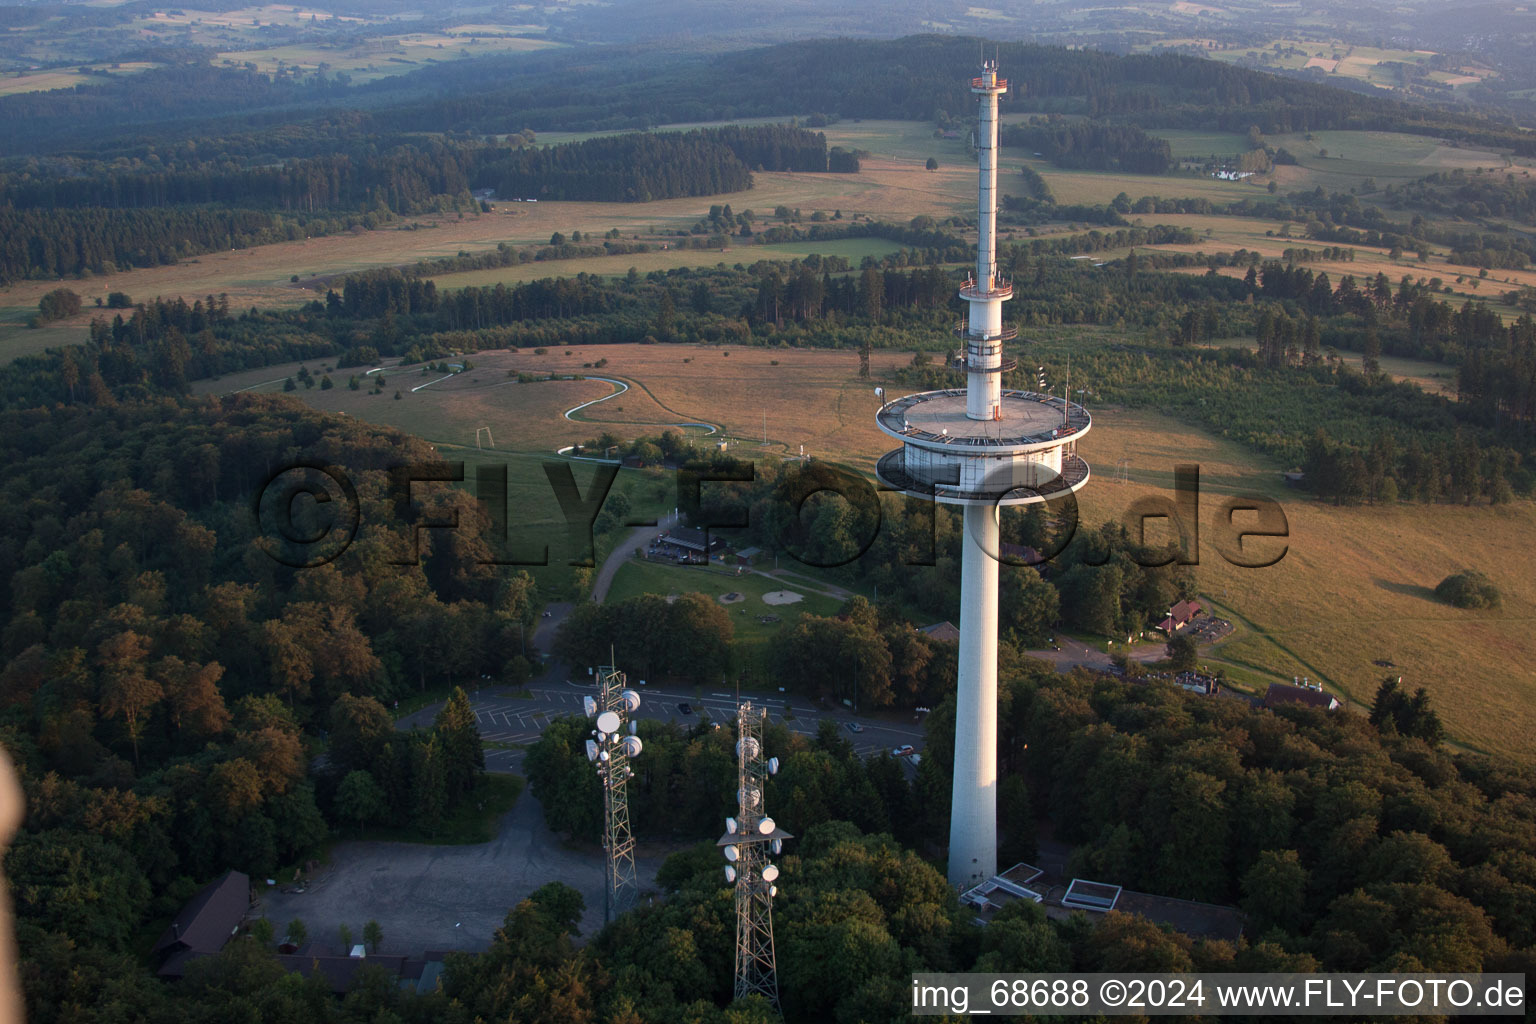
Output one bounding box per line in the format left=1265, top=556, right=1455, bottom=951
left=1113, top=890, right=1247, bottom=943
left=877, top=389, right=1089, bottom=454
left=667, top=526, right=722, bottom=552
left=1062, top=878, right=1123, bottom=912
left=960, top=862, right=1048, bottom=923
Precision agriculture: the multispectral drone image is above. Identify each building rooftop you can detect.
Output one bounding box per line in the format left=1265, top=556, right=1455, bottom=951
left=919, top=621, right=962, bottom=643
left=1112, top=890, right=1247, bottom=943
left=877, top=389, right=1089, bottom=451
left=154, top=870, right=250, bottom=976
left=1264, top=682, right=1341, bottom=710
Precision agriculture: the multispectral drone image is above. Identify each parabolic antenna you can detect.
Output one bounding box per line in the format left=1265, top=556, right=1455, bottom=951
left=772, top=839, right=782, bottom=854
left=769, top=885, right=778, bottom=898
left=724, top=845, right=739, bottom=862
left=620, top=689, right=641, bottom=712
left=736, top=737, right=761, bottom=760
left=726, top=817, right=738, bottom=834
left=758, top=817, right=776, bottom=835
left=584, top=739, right=598, bottom=762
left=738, top=786, right=760, bottom=808
left=762, top=864, right=780, bottom=882
left=725, top=865, right=736, bottom=883
left=582, top=696, right=598, bottom=717
left=768, top=757, right=779, bottom=775
left=621, top=735, right=642, bottom=758
left=596, top=710, right=621, bottom=734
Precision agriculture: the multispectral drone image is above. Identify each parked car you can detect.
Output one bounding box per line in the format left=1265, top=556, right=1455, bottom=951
left=678, top=702, right=693, bottom=715
left=845, top=721, right=864, bottom=733
left=891, top=744, right=915, bottom=757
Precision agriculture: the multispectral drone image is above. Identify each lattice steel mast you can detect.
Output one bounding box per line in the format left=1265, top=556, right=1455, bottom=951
left=720, top=702, right=790, bottom=1009
left=585, top=660, right=643, bottom=922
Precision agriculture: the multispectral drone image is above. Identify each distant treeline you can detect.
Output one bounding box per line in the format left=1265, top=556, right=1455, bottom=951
left=0, top=205, right=379, bottom=284
left=8, top=35, right=1536, bottom=164
left=0, top=125, right=844, bottom=282
left=2, top=126, right=836, bottom=212
left=1001, top=119, right=1173, bottom=174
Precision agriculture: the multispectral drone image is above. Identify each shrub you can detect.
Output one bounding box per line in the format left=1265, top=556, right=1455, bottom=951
left=37, top=288, right=81, bottom=323
left=1434, top=570, right=1501, bottom=609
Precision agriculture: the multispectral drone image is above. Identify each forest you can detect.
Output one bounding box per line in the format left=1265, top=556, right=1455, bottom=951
left=1001, top=118, right=1174, bottom=174
left=3, top=26, right=1536, bottom=1024
left=509, top=656, right=1536, bottom=1022
left=0, top=125, right=838, bottom=282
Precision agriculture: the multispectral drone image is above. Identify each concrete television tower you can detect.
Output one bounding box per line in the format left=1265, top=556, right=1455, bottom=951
left=875, top=59, right=1092, bottom=889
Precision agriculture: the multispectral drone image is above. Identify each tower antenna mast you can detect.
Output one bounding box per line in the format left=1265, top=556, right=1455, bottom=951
left=722, top=702, right=790, bottom=1009
left=584, top=655, right=642, bottom=921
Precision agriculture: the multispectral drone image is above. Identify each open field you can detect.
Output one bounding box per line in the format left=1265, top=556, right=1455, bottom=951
left=1266, top=130, right=1519, bottom=191
left=1147, top=130, right=1251, bottom=159
left=2, top=4, right=563, bottom=89
left=216, top=33, right=560, bottom=82
left=223, top=340, right=1536, bottom=758
left=0, top=61, right=157, bottom=96
left=1174, top=39, right=1495, bottom=95
left=1027, top=159, right=1271, bottom=206
left=196, top=343, right=911, bottom=464
left=1073, top=404, right=1536, bottom=762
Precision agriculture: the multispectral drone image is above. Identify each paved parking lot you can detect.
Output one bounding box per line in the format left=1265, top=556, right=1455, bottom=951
left=258, top=766, right=666, bottom=957
left=460, top=683, right=920, bottom=769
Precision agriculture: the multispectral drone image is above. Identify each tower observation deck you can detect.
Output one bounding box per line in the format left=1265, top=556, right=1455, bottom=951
left=874, top=60, right=1092, bottom=890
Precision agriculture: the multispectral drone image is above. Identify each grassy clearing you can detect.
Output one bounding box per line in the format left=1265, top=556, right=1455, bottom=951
left=217, top=34, right=560, bottom=82
left=1267, top=130, right=1520, bottom=193
left=0, top=306, right=90, bottom=362
left=220, top=341, right=1536, bottom=758
left=1027, top=160, right=1268, bottom=206
left=606, top=558, right=844, bottom=643
left=426, top=238, right=902, bottom=290
left=1147, top=129, right=1251, bottom=159
left=0, top=62, right=157, bottom=96
left=1073, top=405, right=1536, bottom=761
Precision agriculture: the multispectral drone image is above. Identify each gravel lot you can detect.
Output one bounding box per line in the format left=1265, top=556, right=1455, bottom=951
left=258, top=772, right=666, bottom=957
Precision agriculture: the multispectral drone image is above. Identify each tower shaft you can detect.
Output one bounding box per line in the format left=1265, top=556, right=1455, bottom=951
left=963, top=62, right=1011, bottom=422
left=874, top=57, right=1092, bottom=898
left=950, top=503, right=1000, bottom=887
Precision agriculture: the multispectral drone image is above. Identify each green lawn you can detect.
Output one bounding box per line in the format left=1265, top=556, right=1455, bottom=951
left=1148, top=129, right=1251, bottom=159
left=0, top=306, right=87, bottom=364
left=605, top=557, right=843, bottom=644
